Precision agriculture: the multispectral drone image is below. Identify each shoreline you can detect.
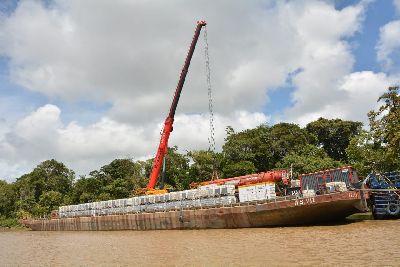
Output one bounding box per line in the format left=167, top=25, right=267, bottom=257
left=0, top=227, right=29, bottom=231
left=346, top=212, right=373, bottom=221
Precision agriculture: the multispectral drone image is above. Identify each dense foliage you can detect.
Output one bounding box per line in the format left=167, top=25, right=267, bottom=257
left=347, top=86, right=400, bottom=175
left=0, top=86, right=398, bottom=223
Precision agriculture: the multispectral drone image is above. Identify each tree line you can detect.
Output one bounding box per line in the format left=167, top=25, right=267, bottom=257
left=0, top=86, right=398, bottom=223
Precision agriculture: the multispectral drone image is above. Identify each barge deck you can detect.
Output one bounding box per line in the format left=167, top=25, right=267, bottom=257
left=22, top=191, right=363, bottom=231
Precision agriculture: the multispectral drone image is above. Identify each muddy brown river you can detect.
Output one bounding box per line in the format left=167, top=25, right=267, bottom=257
left=1, top=220, right=399, bottom=266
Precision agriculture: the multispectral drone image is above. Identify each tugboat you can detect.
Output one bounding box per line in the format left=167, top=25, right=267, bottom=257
left=366, top=171, right=400, bottom=219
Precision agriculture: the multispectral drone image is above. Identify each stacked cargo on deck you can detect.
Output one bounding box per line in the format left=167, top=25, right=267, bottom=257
left=301, top=182, right=347, bottom=197
left=59, top=184, right=236, bottom=218
left=58, top=167, right=360, bottom=219
left=238, top=183, right=276, bottom=202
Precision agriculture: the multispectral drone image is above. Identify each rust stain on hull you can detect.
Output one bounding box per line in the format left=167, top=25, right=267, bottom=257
left=22, top=191, right=363, bottom=231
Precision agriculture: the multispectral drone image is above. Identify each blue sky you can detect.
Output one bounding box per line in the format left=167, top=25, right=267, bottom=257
left=0, top=0, right=399, bottom=180
left=350, top=0, right=396, bottom=72
left=266, top=0, right=398, bottom=120
left=0, top=0, right=399, bottom=125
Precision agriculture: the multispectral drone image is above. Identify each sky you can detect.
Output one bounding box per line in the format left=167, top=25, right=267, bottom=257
left=0, top=0, right=399, bottom=181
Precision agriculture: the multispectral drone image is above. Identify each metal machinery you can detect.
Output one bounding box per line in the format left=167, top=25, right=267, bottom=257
left=366, top=171, right=400, bottom=219
left=299, top=166, right=359, bottom=193
left=142, top=20, right=207, bottom=195
left=198, top=170, right=289, bottom=188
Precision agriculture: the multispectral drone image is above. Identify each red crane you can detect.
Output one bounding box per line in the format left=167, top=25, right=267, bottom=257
left=145, top=20, right=207, bottom=193
left=198, top=170, right=289, bottom=188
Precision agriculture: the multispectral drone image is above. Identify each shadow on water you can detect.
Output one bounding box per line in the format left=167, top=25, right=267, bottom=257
left=261, top=212, right=375, bottom=228
left=309, top=212, right=374, bottom=226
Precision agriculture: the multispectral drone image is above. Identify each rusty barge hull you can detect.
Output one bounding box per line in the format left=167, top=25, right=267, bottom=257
left=23, top=191, right=362, bottom=231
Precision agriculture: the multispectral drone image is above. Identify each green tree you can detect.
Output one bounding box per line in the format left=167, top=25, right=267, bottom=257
left=306, top=118, right=362, bottom=162
left=162, top=146, right=190, bottom=190
left=37, top=191, right=63, bottom=216
left=14, top=159, right=74, bottom=202
left=223, top=123, right=311, bottom=172
left=100, top=159, right=138, bottom=182
left=103, top=179, right=131, bottom=199
left=0, top=180, right=16, bottom=217
left=71, top=159, right=147, bottom=201
left=277, top=145, right=342, bottom=178
left=13, top=160, right=74, bottom=215
left=368, top=86, right=400, bottom=160
left=346, top=131, right=398, bottom=176
left=223, top=125, right=270, bottom=170
left=346, top=86, right=400, bottom=176
left=69, top=176, right=102, bottom=203
left=131, top=160, right=151, bottom=190
left=187, top=150, right=224, bottom=182
left=222, top=161, right=257, bottom=178
left=268, top=123, right=313, bottom=166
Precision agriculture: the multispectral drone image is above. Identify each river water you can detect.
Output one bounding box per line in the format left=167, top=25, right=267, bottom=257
left=1, top=220, right=399, bottom=266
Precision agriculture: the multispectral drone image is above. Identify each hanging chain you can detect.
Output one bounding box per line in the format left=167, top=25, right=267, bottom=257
left=204, top=26, right=216, bottom=153
left=203, top=26, right=218, bottom=180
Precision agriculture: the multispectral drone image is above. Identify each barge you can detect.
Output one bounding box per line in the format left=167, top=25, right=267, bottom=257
left=22, top=191, right=363, bottom=231
left=21, top=167, right=367, bottom=231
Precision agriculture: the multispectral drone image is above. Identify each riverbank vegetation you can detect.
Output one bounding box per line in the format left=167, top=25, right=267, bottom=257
left=0, top=86, right=398, bottom=222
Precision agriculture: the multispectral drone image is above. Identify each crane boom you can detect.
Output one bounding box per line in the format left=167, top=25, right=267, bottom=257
left=147, top=20, right=207, bottom=189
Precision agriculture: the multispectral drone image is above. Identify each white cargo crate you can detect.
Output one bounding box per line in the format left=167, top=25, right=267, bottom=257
left=227, top=184, right=236, bottom=195
left=125, top=198, right=133, bottom=206
left=291, top=179, right=301, bottom=187
left=256, top=184, right=267, bottom=200
left=199, top=184, right=218, bottom=190
left=248, top=186, right=258, bottom=201
left=179, top=192, right=186, bottom=200
left=186, top=190, right=197, bottom=199
left=239, top=184, right=266, bottom=202
left=238, top=186, right=248, bottom=202
left=302, top=189, right=316, bottom=197
left=326, top=184, right=335, bottom=193
left=197, top=188, right=208, bottom=198
left=169, top=192, right=178, bottom=201
left=326, top=181, right=347, bottom=192
left=149, top=195, right=156, bottom=204
left=132, top=197, right=139, bottom=206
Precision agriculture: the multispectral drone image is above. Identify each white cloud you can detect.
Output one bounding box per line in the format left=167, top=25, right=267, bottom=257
left=294, top=71, right=397, bottom=125
left=394, top=0, right=400, bottom=14
left=285, top=71, right=398, bottom=126
left=1, top=0, right=392, bottom=180
left=0, top=104, right=268, bottom=181
left=280, top=3, right=366, bottom=124
left=376, top=20, right=400, bottom=70
left=0, top=0, right=366, bottom=123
